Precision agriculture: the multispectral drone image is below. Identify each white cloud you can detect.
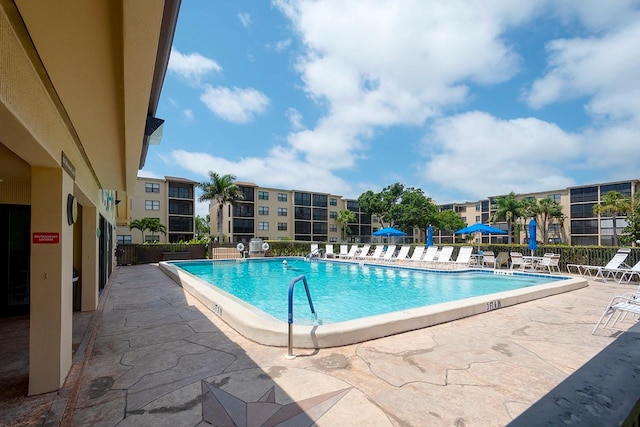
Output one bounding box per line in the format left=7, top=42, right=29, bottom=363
left=525, top=19, right=640, bottom=122
left=183, top=109, right=194, bottom=122
left=551, top=0, right=640, bottom=32
left=137, top=170, right=163, bottom=180
left=164, top=148, right=352, bottom=196
left=200, top=86, right=270, bottom=123
left=238, top=12, right=251, bottom=28
left=420, top=111, right=581, bottom=199
left=286, top=107, right=305, bottom=130
left=272, top=0, right=543, bottom=175
left=168, top=48, right=222, bottom=84
left=275, top=39, right=292, bottom=52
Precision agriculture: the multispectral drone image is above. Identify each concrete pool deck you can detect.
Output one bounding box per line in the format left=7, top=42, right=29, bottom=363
left=2, top=263, right=639, bottom=426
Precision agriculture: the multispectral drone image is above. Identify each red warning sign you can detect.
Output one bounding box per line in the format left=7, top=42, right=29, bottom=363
left=33, top=232, right=60, bottom=244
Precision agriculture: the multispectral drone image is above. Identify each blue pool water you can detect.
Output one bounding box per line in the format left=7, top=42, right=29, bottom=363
left=173, top=258, right=562, bottom=325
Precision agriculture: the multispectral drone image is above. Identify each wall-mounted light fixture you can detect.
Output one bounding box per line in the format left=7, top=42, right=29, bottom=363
left=139, top=115, right=165, bottom=169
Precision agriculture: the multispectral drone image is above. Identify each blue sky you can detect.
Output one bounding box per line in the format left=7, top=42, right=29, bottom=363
left=142, top=0, right=640, bottom=217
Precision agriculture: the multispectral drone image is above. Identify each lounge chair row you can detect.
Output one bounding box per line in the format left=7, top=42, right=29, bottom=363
left=567, top=248, right=640, bottom=283
left=320, top=244, right=477, bottom=267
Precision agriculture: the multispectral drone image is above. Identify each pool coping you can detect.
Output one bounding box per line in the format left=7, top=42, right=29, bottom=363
left=158, top=259, right=588, bottom=349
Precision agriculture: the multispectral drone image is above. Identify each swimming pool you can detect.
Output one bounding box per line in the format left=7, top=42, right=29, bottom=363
left=159, top=258, right=587, bottom=348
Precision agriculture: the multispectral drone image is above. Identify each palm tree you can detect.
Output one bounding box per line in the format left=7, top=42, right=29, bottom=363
left=198, top=172, right=243, bottom=244
left=129, top=218, right=151, bottom=242
left=336, top=209, right=356, bottom=241
left=593, top=191, right=632, bottom=246
left=537, top=198, right=564, bottom=243
left=491, top=192, right=524, bottom=244
left=146, top=218, right=167, bottom=242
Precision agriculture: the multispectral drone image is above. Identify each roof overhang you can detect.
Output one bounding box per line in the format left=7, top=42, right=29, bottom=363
left=13, top=0, right=180, bottom=193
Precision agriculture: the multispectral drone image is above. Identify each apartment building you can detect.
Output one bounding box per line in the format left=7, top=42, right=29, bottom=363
left=209, top=182, right=372, bottom=244
left=117, top=176, right=197, bottom=244
left=210, top=178, right=639, bottom=247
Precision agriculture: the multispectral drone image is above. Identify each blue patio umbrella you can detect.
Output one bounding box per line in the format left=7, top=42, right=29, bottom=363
left=373, top=226, right=407, bottom=243
left=426, top=224, right=433, bottom=247
left=528, top=218, right=538, bottom=255
left=455, top=223, right=507, bottom=253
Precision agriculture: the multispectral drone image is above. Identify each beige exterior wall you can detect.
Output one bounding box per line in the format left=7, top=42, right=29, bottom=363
left=0, top=0, right=179, bottom=395
left=116, top=176, right=197, bottom=244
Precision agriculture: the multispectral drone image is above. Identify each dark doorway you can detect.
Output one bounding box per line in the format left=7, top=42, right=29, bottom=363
left=0, top=205, right=31, bottom=316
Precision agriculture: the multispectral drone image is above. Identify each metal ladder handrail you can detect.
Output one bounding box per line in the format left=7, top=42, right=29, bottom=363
left=287, top=274, right=316, bottom=358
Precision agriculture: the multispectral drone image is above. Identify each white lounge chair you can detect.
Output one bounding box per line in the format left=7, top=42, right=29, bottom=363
left=437, top=246, right=454, bottom=261
left=592, top=294, right=640, bottom=334
left=422, top=246, right=439, bottom=263
left=567, top=249, right=631, bottom=277
left=534, top=253, right=561, bottom=274
left=481, top=251, right=496, bottom=269
left=591, top=251, right=633, bottom=281
left=442, top=246, right=473, bottom=268
left=324, top=244, right=335, bottom=258
left=510, top=252, right=526, bottom=271
left=408, top=246, right=425, bottom=263
left=337, top=244, right=349, bottom=258
left=365, top=245, right=385, bottom=261
left=355, top=244, right=371, bottom=260
left=607, top=260, right=640, bottom=283
left=341, top=245, right=360, bottom=259
left=390, top=245, right=411, bottom=262
left=382, top=245, right=397, bottom=262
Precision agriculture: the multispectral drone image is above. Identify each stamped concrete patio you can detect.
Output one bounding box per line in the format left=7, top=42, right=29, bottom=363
left=1, top=263, right=638, bottom=426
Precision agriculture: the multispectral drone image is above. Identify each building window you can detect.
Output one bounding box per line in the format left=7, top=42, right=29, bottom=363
left=313, top=208, right=328, bottom=221
left=145, top=182, right=160, bottom=193
left=570, top=187, right=598, bottom=203
left=313, top=194, right=328, bottom=207
left=145, top=235, right=160, bottom=242
left=145, top=200, right=160, bottom=210
left=548, top=193, right=561, bottom=203
left=258, top=206, right=269, bottom=215
left=476, top=215, right=480, bottom=223
left=294, top=192, right=311, bottom=206
left=278, top=222, right=287, bottom=231
left=278, top=193, right=287, bottom=202
left=570, top=203, right=596, bottom=219
left=258, top=221, right=269, bottom=231
left=329, top=211, right=337, bottom=219
left=461, top=216, right=466, bottom=223
left=295, top=207, right=311, bottom=220
left=330, top=225, right=337, bottom=232
left=278, top=207, right=287, bottom=216
left=117, top=235, right=132, bottom=244
left=258, top=191, right=269, bottom=200
left=169, top=200, right=193, bottom=215
left=475, top=204, right=481, bottom=211
left=168, top=184, right=193, bottom=199
left=329, top=198, right=337, bottom=206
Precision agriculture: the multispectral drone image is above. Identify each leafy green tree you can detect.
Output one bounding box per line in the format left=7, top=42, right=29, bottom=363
left=198, top=172, right=243, bottom=244
left=621, top=194, right=640, bottom=245
left=336, top=209, right=356, bottom=241
left=491, top=192, right=524, bottom=244
left=357, top=183, right=405, bottom=227
left=195, top=214, right=210, bottom=238
left=129, top=218, right=151, bottom=242
left=593, top=191, right=632, bottom=246
left=388, top=187, right=438, bottom=238
left=434, top=209, right=466, bottom=235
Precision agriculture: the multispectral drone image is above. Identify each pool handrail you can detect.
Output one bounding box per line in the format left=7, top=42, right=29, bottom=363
left=287, top=275, right=317, bottom=358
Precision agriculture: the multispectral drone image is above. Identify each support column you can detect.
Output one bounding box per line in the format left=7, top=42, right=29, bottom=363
left=29, top=167, right=74, bottom=395
left=81, top=205, right=98, bottom=311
